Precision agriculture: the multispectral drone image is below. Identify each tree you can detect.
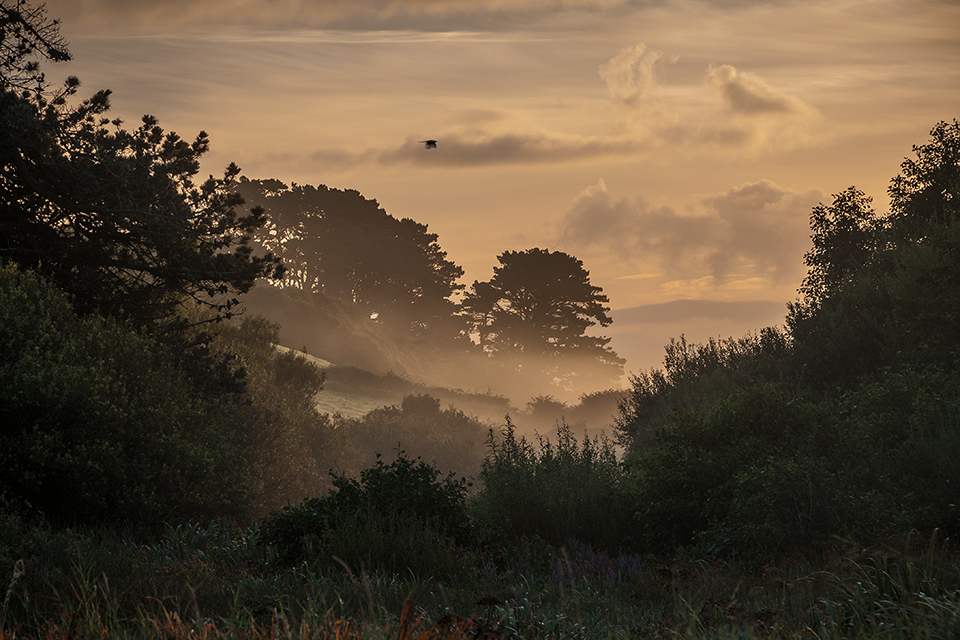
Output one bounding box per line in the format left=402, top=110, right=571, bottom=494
left=0, top=1, right=70, bottom=95
left=786, top=120, right=960, bottom=389
left=236, top=178, right=464, bottom=339
left=790, top=187, right=885, bottom=312
left=461, top=248, right=624, bottom=388
left=889, top=118, right=960, bottom=237
left=0, top=4, right=282, bottom=332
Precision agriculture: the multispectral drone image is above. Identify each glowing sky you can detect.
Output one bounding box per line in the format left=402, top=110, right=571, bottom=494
left=42, top=0, right=960, bottom=374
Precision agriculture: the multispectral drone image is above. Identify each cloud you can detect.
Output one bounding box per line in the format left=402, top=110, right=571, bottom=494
left=324, top=133, right=646, bottom=167
left=559, top=178, right=822, bottom=286
left=560, top=179, right=719, bottom=276
left=698, top=64, right=822, bottom=152
left=49, top=0, right=639, bottom=31
left=707, top=64, right=809, bottom=115
left=700, top=179, right=820, bottom=283
left=592, top=44, right=820, bottom=155
left=598, top=43, right=669, bottom=106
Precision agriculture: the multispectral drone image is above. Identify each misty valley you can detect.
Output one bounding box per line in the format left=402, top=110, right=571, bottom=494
left=4, top=2, right=960, bottom=638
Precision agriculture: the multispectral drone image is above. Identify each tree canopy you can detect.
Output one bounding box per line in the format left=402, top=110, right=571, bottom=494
left=787, top=118, right=960, bottom=388
left=0, top=1, right=70, bottom=95
left=236, top=178, right=463, bottom=339
left=0, top=8, right=282, bottom=331
left=461, top=248, right=624, bottom=387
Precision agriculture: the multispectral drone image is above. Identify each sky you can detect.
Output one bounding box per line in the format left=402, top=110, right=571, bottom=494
left=41, top=0, right=960, bottom=377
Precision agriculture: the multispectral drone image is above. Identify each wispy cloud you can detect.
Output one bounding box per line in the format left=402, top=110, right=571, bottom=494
left=694, top=64, right=822, bottom=153
left=51, top=0, right=637, bottom=31
left=595, top=45, right=823, bottom=156
left=707, top=64, right=810, bottom=115
left=370, top=132, right=643, bottom=166
left=598, top=43, right=673, bottom=107
left=304, top=50, right=820, bottom=170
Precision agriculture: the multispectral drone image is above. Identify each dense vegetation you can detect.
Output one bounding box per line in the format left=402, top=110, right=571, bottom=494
left=3, top=1, right=960, bottom=637
left=612, top=118, right=960, bottom=557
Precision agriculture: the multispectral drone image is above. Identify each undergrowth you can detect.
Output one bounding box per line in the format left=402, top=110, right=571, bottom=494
left=3, top=510, right=959, bottom=638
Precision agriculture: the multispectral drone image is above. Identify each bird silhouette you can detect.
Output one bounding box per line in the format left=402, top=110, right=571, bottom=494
left=419, top=139, right=438, bottom=149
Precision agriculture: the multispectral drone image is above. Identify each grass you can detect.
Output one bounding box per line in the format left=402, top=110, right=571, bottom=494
left=3, top=514, right=958, bottom=639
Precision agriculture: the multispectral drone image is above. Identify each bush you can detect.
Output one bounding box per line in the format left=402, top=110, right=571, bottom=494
left=630, top=372, right=960, bottom=556
left=632, top=383, right=859, bottom=555
left=212, top=316, right=354, bottom=516
left=843, top=367, right=960, bottom=535
left=0, top=264, right=251, bottom=526
left=472, top=419, right=635, bottom=552
left=258, top=453, right=472, bottom=572
left=339, top=394, right=490, bottom=479
left=614, top=329, right=792, bottom=454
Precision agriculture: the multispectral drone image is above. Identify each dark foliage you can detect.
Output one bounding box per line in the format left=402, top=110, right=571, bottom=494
left=337, top=393, right=491, bottom=479
left=212, top=316, right=353, bottom=517
left=259, top=454, right=472, bottom=569
left=236, top=178, right=463, bottom=340
left=0, top=265, right=251, bottom=526
left=473, top=420, right=633, bottom=553
left=461, top=248, right=625, bottom=389
left=614, top=328, right=791, bottom=451
left=0, top=15, right=282, bottom=333
left=0, top=1, right=70, bottom=95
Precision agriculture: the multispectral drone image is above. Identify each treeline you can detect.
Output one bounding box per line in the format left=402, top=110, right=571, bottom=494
left=234, top=179, right=625, bottom=396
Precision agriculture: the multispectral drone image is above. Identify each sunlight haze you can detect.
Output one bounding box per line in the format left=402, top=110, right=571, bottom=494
left=44, top=0, right=960, bottom=375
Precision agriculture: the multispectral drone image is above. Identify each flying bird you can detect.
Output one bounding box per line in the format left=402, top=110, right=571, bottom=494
left=419, top=139, right=437, bottom=149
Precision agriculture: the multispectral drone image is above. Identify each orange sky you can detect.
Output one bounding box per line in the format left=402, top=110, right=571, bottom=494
left=42, top=0, right=960, bottom=375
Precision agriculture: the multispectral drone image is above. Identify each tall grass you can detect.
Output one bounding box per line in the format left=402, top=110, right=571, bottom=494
left=8, top=508, right=959, bottom=638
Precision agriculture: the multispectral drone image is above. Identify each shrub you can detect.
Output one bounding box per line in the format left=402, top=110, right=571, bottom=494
left=473, top=419, right=635, bottom=552
left=258, top=453, right=472, bottom=571
left=614, top=329, right=792, bottom=454
left=633, top=383, right=857, bottom=555
left=212, top=316, right=354, bottom=516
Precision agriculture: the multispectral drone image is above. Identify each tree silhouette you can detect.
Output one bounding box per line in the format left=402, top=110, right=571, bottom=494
left=0, top=2, right=282, bottom=331
left=791, top=186, right=885, bottom=311
left=889, top=118, right=960, bottom=237
left=787, top=119, right=960, bottom=389
left=0, top=1, right=70, bottom=95
left=461, top=248, right=624, bottom=387
left=237, top=178, right=464, bottom=339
